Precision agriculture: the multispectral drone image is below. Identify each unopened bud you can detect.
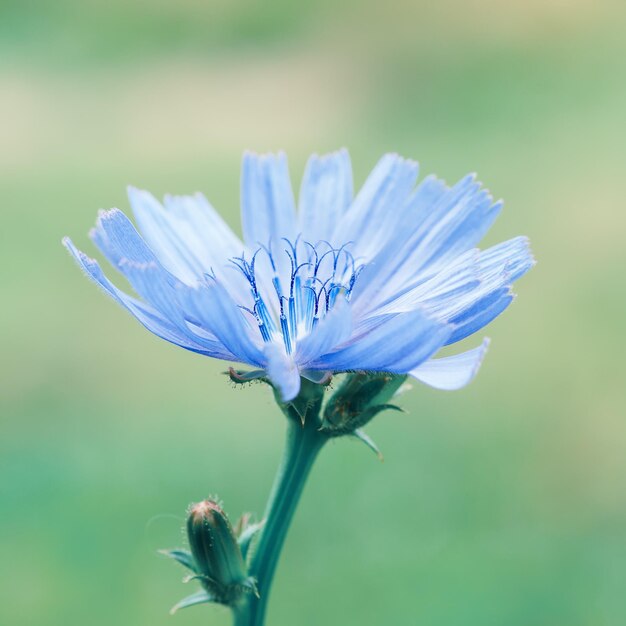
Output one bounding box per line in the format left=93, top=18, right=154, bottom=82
left=186, top=499, right=253, bottom=606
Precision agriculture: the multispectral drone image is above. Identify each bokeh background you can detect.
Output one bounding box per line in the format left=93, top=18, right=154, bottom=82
left=2, top=1, right=625, bottom=625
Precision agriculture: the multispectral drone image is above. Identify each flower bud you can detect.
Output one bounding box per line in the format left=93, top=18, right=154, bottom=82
left=322, top=372, right=407, bottom=435
left=186, top=499, right=252, bottom=606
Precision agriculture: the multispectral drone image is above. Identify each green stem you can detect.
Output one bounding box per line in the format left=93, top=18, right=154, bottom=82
left=234, top=416, right=326, bottom=626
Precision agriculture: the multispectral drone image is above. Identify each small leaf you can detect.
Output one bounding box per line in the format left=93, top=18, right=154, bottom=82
left=169, top=589, right=215, bottom=614
left=238, top=520, right=265, bottom=562
left=352, top=429, right=384, bottom=461
left=243, top=577, right=260, bottom=598
left=233, top=512, right=251, bottom=537
left=159, top=548, right=197, bottom=573
left=274, top=377, right=325, bottom=426
left=371, top=403, right=405, bottom=414
left=182, top=573, right=210, bottom=584
left=289, top=399, right=308, bottom=425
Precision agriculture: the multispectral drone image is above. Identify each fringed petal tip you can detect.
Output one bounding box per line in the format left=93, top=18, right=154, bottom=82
left=502, top=235, right=536, bottom=282
left=94, top=207, right=124, bottom=223
left=126, top=184, right=151, bottom=203
left=62, top=236, right=95, bottom=271
left=243, top=148, right=287, bottom=159
left=410, top=337, right=491, bottom=390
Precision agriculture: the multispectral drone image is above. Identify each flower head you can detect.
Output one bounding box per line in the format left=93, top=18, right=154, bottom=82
left=160, top=499, right=259, bottom=613
left=64, top=150, right=533, bottom=401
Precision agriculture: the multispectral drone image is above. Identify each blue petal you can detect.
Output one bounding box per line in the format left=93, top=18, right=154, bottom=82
left=370, top=236, right=534, bottom=334
left=295, top=299, right=352, bottom=366
left=365, top=248, right=480, bottom=316
left=410, top=338, right=490, bottom=390
left=118, top=260, right=241, bottom=359
left=127, top=188, right=204, bottom=282
left=478, top=236, right=535, bottom=283
left=176, top=281, right=266, bottom=367
left=298, top=149, right=353, bottom=245
left=241, top=151, right=297, bottom=248
left=89, top=210, right=196, bottom=319
left=311, top=308, right=452, bottom=372
left=334, top=153, right=419, bottom=260
left=62, top=238, right=233, bottom=358
left=116, top=259, right=186, bottom=323
left=352, top=174, right=501, bottom=313
left=90, top=208, right=159, bottom=267
left=427, top=237, right=534, bottom=343
left=447, top=288, right=514, bottom=344
left=90, top=209, right=249, bottom=344
left=410, top=185, right=501, bottom=273
left=128, top=187, right=244, bottom=285
left=264, top=343, right=301, bottom=402
left=354, top=174, right=449, bottom=273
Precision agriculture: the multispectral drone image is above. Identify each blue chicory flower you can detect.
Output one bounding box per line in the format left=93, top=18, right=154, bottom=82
left=64, top=150, right=534, bottom=402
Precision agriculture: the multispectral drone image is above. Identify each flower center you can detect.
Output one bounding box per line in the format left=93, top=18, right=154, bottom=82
left=231, top=237, right=363, bottom=354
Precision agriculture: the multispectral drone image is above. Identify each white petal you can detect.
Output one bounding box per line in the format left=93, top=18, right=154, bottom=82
left=410, top=338, right=490, bottom=390
left=265, top=343, right=301, bottom=402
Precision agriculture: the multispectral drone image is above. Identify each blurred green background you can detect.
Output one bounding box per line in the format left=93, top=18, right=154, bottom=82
left=2, top=1, right=625, bottom=624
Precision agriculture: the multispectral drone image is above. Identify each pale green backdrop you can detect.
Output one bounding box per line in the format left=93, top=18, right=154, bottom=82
left=2, top=1, right=625, bottom=625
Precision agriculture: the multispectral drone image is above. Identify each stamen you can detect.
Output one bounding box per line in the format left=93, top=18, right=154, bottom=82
left=258, top=320, right=271, bottom=343
left=258, top=242, right=277, bottom=272
left=303, top=241, right=318, bottom=269
left=314, top=248, right=336, bottom=278
left=281, top=318, right=291, bottom=353
left=281, top=235, right=301, bottom=267
left=346, top=266, right=364, bottom=300
left=303, top=285, right=317, bottom=332
left=288, top=296, right=297, bottom=340
left=203, top=270, right=217, bottom=284
left=327, top=284, right=343, bottom=310
left=231, top=254, right=258, bottom=296
left=255, top=299, right=276, bottom=337
left=314, top=239, right=335, bottom=253
left=272, top=275, right=283, bottom=300
left=334, top=242, right=354, bottom=272
left=229, top=238, right=365, bottom=347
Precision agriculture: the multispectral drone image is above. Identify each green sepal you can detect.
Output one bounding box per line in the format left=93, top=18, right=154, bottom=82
left=169, top=589, right=216, bottom=614
left=182, top=573, right=212, bottom=584
left=238, top=520, right=265, bottom=563
left=322, top=402, right=403, bottom=436
left=233, top=512, right=252, bottom=536
left=326, top=372, right=406, bottom=421
left=227, top=367, right=268, bottom=384
left=242, top=576, right=260, bottom=599
left=272, top=377, right=326, bottom=427
left=352, top=429, right=384, bottom=461
left=159, top=548, right=197, bottom=573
